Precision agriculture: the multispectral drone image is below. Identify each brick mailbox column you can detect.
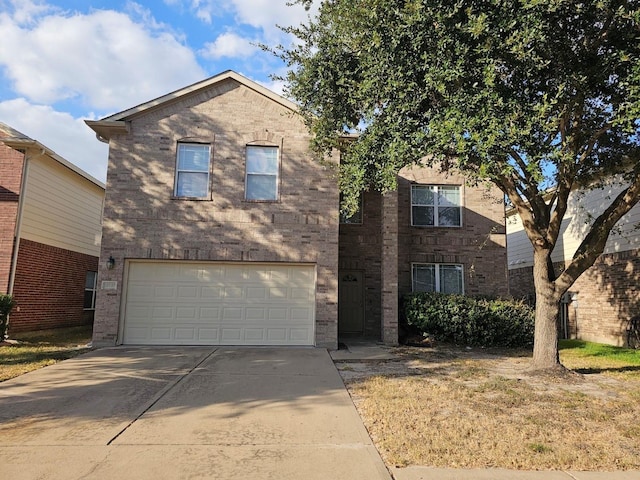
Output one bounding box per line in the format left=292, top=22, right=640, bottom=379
left=381, top=190, right=398, bottom=344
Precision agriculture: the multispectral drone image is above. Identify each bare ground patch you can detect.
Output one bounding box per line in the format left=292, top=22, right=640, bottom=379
left=336, top=345, right=640, bottom=471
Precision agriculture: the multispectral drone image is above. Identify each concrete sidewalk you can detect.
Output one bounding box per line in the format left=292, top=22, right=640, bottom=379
left=0, top=346, right=390, bottom=480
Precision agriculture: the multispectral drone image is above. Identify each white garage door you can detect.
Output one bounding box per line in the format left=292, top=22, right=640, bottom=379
left=122, top=262, right=316, bottom=346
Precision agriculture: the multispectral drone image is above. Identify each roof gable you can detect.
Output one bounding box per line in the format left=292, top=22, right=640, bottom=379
left=0, top=122, right=105, bottom=189
left=86, top=70, right=298, bottom=141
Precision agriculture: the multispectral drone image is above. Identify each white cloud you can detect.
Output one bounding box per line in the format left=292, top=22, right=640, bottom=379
left=230, top=0, right=316, bottom=36
left=0, top=98, right=109, bottom=182
left=165, top=0, right=316, bottom=40
left=0, top=7, right=205, bottom=111
left=191, top=0, right=214, bottom=24
left=201, top=32, right=259, bottom=59
left=4, top=0, right=54, bottom=25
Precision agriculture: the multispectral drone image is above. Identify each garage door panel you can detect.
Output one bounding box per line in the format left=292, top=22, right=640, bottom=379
left=151, top=306, right=173, bottom=319
left=123, top=262, right=316, bottom=345
left=177, top=286, right=198, bottom=298
left=266, top=329, right=287, bottom=342
left=174, top=327, right=197, bottom=341
left=199, top=328, right=219, bottom=341
left=224, top=268, right=245, bottom=282
left=290, top=328, right=312, bottom=342
left=291, top=287, right=313, bottom=300
left=176, top=306, right=197, bottom=319
left=150, top=327, right=172, bottom=341
left=246, top=287, right=267, bottom=300
left=291, top=307, right=313, bottom=321
left=245, top=307, right=265, bottom=320
left=202, top=286, right=223, bottom=298
left=128, top=284, right=155, bottom=299
left=200, top=307, right=220, bottom=319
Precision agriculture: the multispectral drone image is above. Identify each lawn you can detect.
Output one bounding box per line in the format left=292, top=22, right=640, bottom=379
left=0, top=325, right=93, bottom=382
left=337, top=340, right=640, bottom=471
left=560, top=339, right=640, bottom=377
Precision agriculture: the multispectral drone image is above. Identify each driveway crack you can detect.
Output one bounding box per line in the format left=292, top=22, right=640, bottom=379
left=106, top=348, right=218, bottom=445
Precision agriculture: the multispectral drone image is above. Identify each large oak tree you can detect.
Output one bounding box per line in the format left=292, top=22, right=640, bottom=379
left=275, top=0, right=640, bottom=369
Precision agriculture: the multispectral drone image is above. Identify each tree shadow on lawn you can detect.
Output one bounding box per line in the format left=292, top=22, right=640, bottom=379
left=574, top=365, right=640, bottom=375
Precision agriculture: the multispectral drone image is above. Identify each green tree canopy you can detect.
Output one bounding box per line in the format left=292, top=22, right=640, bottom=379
left=276, top=0, right=640, bottom=369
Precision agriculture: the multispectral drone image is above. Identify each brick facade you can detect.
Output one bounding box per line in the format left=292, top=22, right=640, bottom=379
left=397, top=167, right=508, bottom=298
left=339, top=164, right=509, bottom=341
left=0, top=143, right=24, bottom=293
left=339, top=191, right=383, bottom=338
left=509, top=249, right=640, bottom=346
left=8, top=239, right=97, bottom=333
left=92, top=77, right=340, bottom=348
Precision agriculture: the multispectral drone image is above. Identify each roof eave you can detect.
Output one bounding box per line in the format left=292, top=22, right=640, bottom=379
left=1, top=137, right=105, bottom=190
left=84, top=120, right=130, bottom=142
left=97, top=71, right=299, bottom=124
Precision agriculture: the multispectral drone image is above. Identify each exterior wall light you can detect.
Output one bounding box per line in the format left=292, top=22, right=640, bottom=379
left=106, top=256, right=116, bottom=270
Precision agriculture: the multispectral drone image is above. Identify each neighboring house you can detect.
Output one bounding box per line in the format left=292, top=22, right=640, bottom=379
left=86, top=70, right=508, bottom=349
left=0, top=123, right=105, bottom=333
left=507, top=180, right=640, bottom=346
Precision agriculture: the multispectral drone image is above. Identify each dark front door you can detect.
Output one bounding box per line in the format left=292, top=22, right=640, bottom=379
left=338, top=271, right=364, bottom=334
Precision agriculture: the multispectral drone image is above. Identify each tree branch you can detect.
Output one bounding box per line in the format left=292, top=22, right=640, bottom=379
left=556, top=170, right=640, bottom=292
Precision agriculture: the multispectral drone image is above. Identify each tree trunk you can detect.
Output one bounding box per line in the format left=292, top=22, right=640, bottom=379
left=531, top=249, right=563, bottom=370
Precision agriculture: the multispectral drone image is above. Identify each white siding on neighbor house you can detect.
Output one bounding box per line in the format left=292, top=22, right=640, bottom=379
left=20, top=155, right=104, bottom=257
left=507, top=179, right=640, bottom=269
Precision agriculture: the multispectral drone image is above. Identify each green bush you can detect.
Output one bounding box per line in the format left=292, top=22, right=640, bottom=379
left=403, top=292, right=535, bottom=347
left=0, top=294, right=16, bottom=340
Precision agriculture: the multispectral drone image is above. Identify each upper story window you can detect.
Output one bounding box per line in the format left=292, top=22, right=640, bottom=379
left=84, top=271, right=97, bottom=310
left=339, top=193, right=363, bottom=224
left=245, top=145, right=279, bottom=201
left=411, top=185, right=461, bottom=227
left=174, top=143, right=211, bottom=198
left=412, top=263, right=464, bottom=294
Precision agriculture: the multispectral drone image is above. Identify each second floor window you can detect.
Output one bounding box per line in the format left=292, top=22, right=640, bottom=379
left=174, top=143, right=211, bottom=198
left=245, top=145, right=279, bottom=201
left=411, top=185, right=461, bottom=227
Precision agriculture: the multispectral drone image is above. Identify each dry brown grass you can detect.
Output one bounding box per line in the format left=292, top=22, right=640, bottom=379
left=337, top=345, right=640, bottom=471
left=0, top=325, right=92, bottom=382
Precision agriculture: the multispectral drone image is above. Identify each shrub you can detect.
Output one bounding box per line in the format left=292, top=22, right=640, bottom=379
left=0, top=294, right=16, bottom=340
left=403, top=292, right=534, bottom=347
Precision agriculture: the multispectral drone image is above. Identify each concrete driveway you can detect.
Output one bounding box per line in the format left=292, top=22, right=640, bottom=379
left=0, top=347, right=391, bottom=480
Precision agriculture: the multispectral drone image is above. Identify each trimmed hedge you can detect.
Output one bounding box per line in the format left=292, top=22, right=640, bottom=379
left=403, top=292, right=535, bottom=347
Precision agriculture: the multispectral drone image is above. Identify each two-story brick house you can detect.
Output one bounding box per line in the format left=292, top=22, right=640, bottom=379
left=87, top=70, right=507, bottom=349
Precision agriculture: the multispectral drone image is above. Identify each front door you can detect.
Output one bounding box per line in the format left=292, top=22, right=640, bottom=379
left=338, top=271, right=364, bottom=334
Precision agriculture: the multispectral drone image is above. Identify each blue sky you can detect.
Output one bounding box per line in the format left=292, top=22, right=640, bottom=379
left=0, top=0, right=316, bottom=182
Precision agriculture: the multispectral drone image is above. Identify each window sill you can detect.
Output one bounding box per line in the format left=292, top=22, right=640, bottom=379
left=171, top=196, right=211, bottom=201
left=411, top=224, right=463, bottom=228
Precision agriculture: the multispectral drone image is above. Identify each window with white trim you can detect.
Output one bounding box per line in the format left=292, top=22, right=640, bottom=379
left=84, top=271, right=98, bottom=309
left=411, top=185, right=461, bottom=227
left=412, top=263, right=464, bottom=294
left=174, top=143, right=211, bottom=198
left=245, top=145, right=279, bottom=201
